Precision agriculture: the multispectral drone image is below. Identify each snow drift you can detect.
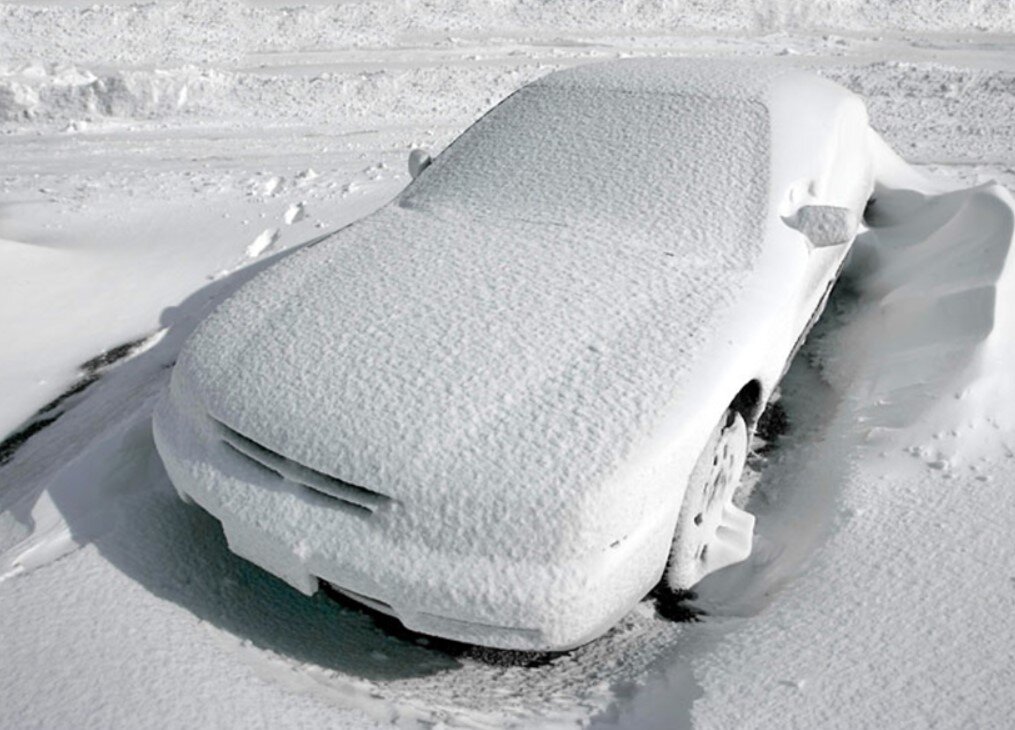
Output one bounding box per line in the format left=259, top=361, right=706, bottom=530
left=659, top=154, right=1015, bottom=730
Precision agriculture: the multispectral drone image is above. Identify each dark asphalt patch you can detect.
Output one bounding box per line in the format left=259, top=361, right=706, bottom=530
left=0, top=333, right=155, bottom=467
left=320, top=582, right=561, bottom=668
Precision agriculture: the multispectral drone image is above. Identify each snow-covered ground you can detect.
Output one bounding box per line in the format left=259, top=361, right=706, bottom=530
left=2, top=3, right=1015, bottom=727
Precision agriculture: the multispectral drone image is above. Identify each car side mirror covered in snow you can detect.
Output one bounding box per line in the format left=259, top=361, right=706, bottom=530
left=408, top=148, right=432, bottom=179
left=785, top=205, right=859, bottom=247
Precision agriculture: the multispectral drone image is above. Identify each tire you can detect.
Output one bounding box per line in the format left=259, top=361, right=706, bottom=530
left=665, top=408, right=755, bottom=592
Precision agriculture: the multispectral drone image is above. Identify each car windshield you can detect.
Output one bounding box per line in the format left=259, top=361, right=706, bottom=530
left=401, top=85, right=770, bottom=258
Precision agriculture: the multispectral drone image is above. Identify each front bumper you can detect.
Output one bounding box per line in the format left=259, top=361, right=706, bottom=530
left=151, top=389, right=672, bottom=651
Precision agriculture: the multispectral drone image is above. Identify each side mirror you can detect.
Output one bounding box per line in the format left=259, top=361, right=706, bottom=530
left=408, top=148, right=432, bottom=179
left=783, top=205, right=859, bottom=247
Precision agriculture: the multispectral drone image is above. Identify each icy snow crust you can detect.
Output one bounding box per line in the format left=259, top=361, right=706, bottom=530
left=154, top=59, right=873, bottom=649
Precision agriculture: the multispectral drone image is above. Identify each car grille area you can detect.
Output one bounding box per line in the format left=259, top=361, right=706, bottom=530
left=214, top=418, right=392, bottom=515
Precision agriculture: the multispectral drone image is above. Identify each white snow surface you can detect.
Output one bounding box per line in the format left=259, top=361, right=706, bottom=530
left=3, top=4, right=1015, bottom=728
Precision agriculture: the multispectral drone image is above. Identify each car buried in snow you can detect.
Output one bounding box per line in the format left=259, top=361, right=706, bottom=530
left=153, top=59, right=878, bottom=651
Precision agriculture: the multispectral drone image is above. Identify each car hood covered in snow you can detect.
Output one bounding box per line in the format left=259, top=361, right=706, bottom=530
left=175, top=201, right=762, bottom=548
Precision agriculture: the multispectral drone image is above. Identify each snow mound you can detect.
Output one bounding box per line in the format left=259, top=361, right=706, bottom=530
left=245, top=228, right=280, bottom=258
left=676, top=173, right=1015, bottom=730
left=850, top=180, right=1015, bottom=439
left=0, top=62, right=219, bottom=124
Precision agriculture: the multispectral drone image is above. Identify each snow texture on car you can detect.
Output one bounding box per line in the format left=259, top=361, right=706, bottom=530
left=153, top=59, right=881, bottom=651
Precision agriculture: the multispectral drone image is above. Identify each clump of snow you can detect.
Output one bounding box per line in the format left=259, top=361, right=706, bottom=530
left=283, top=202, right=306, bottom=225
left=245, top=227, right=280, bottom=258
left=261, top=176, right=283, bottom=197
left=783, top=204, right=859, bottom=247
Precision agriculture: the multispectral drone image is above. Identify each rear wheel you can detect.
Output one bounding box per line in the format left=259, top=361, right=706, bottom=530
left=665, top=409, right=755, bottom=592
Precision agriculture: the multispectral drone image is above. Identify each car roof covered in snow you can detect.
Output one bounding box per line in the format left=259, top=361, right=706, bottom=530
left=532, top=57, right=802, bottom=98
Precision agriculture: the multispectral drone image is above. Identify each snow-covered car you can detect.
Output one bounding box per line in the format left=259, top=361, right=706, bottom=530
left=153, top=59, right=878, bottom=651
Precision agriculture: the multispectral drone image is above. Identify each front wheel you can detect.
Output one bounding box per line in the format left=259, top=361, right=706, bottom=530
left=665, top=409, right=755, bottom=592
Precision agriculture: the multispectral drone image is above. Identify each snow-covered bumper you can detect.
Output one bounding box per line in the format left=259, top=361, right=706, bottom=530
left=151, top=387, right=671, bottom=651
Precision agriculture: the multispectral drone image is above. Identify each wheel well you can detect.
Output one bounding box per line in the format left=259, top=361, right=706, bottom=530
left=729, top=379, right=764, bottom=426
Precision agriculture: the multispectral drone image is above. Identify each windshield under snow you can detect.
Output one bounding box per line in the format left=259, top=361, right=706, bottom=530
left=401, top=85, right=770, bottom=262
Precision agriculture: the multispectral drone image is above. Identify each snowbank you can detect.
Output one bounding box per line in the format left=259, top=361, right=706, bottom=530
left=666, top=175, right=1015, bottom=730
left=2, top=0, right=1013, bottom=70
left=0, top=62, right=221, bottom=124
left=3, top=1, right=1015, bottom=133
left=591, top=135, right=1015, bottom=725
